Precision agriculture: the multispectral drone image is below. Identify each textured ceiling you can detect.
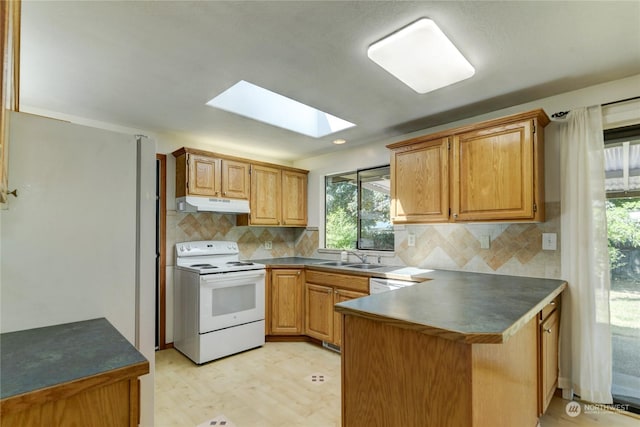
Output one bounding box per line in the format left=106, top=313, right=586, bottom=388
left=19, top=1, right=640, bottom=161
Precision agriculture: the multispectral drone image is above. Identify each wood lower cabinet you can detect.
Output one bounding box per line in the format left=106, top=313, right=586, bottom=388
left=387, top=109, right=549, bottom=223
left=305, top=283, right=334, bottom=342
left=268, top=268, right=305, bottom=335
left=305, top=270, right=368, bottom=346
left=539, top=297, right=560, bottom=414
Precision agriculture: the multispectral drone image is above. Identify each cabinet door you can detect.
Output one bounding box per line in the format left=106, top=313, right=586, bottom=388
left=452, top=119, right=535, bottom=221
left=391, top=137, right=449, bottom=223
left=250, top=165, right=281, bottom=225
left=540, top=309, right=559, bottom=414
left=188, top=154, right=221, bottom=196
left=221, top=159, right=250, bottom=200
left=270, top=269, right=304, bottom=334
left=333, top=289, right=367, bottom=347
left=305, top=283, right=334, bottom=342
left=281, top=170, right=308, bottom=226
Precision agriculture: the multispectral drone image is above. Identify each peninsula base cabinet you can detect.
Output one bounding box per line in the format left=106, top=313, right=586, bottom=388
left=305, top=270, right=368, bottom=347
left=340, top=313, right=555, bottom=427
left=539, top=296, right=561, bottom=415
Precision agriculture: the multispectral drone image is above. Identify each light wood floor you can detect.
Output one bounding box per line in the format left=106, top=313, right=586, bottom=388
left=155, top=342, right=640, bottom=427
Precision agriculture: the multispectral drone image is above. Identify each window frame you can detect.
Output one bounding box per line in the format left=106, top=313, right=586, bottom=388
left=324, top=164, right=394, bottom=252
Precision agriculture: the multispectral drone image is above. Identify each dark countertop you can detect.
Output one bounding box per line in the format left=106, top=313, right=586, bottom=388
left=250, top=256, right=434, bottom=282
left=0, top=318, right=149, bottom=400
left=335, top=269, right=566, bottom=344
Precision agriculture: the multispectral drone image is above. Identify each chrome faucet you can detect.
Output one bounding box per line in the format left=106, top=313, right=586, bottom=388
left=348, top=251, right=368, bottom=263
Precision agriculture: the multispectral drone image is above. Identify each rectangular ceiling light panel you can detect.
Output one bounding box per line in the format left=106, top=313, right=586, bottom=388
left=368, top=18, right=475, bottom=94
left=206, top=80, right=355, bottom=138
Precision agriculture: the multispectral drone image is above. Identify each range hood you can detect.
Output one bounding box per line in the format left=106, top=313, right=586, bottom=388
left=176, top=196, right=250, bottom=214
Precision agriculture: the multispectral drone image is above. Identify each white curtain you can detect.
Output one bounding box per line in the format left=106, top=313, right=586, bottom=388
left=558, top=105, right=613, bottom=403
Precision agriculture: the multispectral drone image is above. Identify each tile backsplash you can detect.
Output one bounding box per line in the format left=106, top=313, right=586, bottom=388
left=166, top=211, right=319, bottom=265
left=167, top=202, right=560, bottom=279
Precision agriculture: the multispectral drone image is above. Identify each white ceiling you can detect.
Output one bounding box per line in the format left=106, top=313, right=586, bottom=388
left=19, top=1, right=640, bottom=162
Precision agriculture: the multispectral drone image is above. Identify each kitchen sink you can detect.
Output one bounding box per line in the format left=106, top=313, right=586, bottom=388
left=317, top=261, right=357, bottom=267
left=347, top=263, right=384, bottom=270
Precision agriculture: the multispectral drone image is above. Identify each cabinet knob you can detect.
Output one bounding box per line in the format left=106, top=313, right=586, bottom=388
left=327, top=289, right=332, bottom=294
left=544, top=328, right=552, bottom=334
left=550, top=301, right=556, bottom=305
left=297, top=271, right=301, bottom=276
left=453, top=213, right=458, bottom=219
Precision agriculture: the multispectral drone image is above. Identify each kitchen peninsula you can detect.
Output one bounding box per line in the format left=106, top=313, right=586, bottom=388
left=335, top=270, right=566, bottom=427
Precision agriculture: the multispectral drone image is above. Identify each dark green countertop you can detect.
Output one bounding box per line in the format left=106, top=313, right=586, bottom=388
left=0, top=318, right=148, bottom=400
left=335, top=269, right=566, bottom=344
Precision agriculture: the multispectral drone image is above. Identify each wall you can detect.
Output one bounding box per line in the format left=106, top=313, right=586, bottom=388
left=294, top=74, right=640, bottom=280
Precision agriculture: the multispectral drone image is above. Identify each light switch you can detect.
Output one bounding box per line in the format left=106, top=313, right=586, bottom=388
left=264, top=241, right=272, bottom=250
left=479, top=235, right=490, bottom=249
left=407, top=234, right=415, bottom=247
left=542, top=233, right=557, bottom=251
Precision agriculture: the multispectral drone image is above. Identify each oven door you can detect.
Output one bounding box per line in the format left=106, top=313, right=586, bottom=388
left=199, top=269, right=266, bottom=334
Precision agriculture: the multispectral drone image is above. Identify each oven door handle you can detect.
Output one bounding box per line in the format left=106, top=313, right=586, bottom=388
left=200, top=270, right=266, bottom=287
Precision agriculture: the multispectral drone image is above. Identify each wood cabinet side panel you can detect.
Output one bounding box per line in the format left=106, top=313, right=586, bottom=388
left=0, top=379, right=134, bottom=427
left=175, top=153, right=187, bottom=198
left=471, top=316, right=538, bottom=427
left=342, top=315, right=472, bottom=427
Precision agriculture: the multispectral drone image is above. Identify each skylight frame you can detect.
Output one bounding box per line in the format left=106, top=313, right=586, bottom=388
left=206, top=80, right=356, bottom=138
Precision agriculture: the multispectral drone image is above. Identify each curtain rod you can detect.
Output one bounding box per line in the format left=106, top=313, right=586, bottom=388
left=551, top=95, right=640, bottom=120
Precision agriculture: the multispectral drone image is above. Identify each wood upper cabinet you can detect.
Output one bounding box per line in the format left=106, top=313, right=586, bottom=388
left=188, top=154, right=221, bottom=196
left=451, top=112, right=547, bottom=222
left=282, top=170, right=308, bottom=226
left=249, top=165, right=282, bottom=225
left=539, top=296, right=560, bottom=415
left=173, top=148, right=250, bottom=200
left=269, top=268, right=305, bottom=335
left=221, top=159, right=251, bottom=199
left=387, top=109, right=549, bottom=223
left=390, top=137, right=449, bottom=223
left=305, top=270, right=368, bottom=346
left=241, top=165, right=308, bottom=226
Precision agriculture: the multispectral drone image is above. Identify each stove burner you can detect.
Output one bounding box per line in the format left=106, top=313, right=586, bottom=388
left=226, top=261, right=254, bottom=266
left=190, top=263, right=218, bottom=269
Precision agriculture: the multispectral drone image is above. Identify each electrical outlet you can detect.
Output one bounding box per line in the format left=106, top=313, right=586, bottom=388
left=479, top=235, right=490, bottom=249
left=407, top=234, right=415, bottom=247
left=264, top=241, right=272, bottom=250
left=542, top=233, right=557, bottom=251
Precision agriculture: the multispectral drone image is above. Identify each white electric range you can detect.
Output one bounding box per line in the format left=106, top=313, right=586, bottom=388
left=174, top=241, right=266, bottom=364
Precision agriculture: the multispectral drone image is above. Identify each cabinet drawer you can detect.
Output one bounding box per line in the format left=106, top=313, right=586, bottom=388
left=540, top=295, right=560, bottom=321
left=306, top=270, right=369, bottom=293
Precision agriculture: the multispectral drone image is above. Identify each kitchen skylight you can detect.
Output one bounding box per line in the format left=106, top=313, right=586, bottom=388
left=367, top=18, right=475, bottom=94
left=206, top=80, right=356, bottom=138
